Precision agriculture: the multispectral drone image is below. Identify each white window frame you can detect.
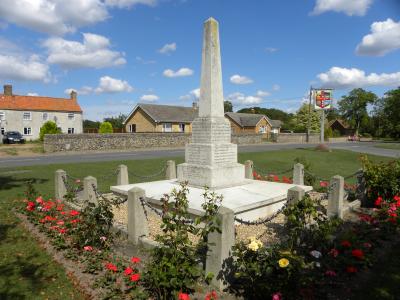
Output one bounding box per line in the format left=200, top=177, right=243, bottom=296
left=128, top=124, right=136, bottom=133
left=163, top=123, right=172, bottom=132
left=23, top=112, right=32, bottom=121
left=68, top=113, right=75, bottom=120
left=67, top=128, right=75, bottom=134
left=179, top=123, right=185, bottom=132
left=43, top=112, right=48, bottom=121
left=23, top=127, right=32, bottom=135
left=0, top=111, right=5, bottom=121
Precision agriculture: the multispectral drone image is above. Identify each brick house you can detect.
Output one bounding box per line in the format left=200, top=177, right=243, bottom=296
left=0, top=85, right=83, bottom=140
left=124, top=103, right=198, bottom=133
left=225, top=112, right=282, bottom=136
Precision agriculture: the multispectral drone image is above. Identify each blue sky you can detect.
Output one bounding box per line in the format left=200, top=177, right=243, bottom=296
left=0, top=0, right=399, bottom=120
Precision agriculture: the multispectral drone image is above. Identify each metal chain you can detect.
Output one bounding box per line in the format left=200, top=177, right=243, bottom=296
left=98, top=168, right=120, bottom=181
left=234, top=201, right=288, bottom=226
left=139, top=196, right=164, bottom=218
left=91, top=183, right=128, bottom=205
left=128, top=164, right=167, bottom=180
left=253, top=166, right=294, bottom=177
left=304, top=169, right=330, bottom=182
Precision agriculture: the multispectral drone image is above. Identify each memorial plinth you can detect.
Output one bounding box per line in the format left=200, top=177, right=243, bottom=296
left=177, top=17, right=245, bottom=188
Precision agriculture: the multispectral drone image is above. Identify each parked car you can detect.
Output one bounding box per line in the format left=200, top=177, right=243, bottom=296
left=2, top=131, right=25, bottom=144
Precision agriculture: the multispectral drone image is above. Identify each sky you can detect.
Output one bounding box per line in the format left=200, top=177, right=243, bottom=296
left=0, top=0, right=399, bottom=120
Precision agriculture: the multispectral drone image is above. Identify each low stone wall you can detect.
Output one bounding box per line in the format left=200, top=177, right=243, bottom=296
left=276, top=133, right=320, bottom=144
left=44, top=132, right=263, bottom=152
left=328, top=137, right=348, bottom=143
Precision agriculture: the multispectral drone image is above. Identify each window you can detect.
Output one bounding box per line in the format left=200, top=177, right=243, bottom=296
left=68, top=113, right=74, bottom=120
left=163, top=123, right=172, bottom=132
left=23, top=112, right=31, bottom=120
left=179, top=123, right=185, bottom=132
left=0, top=111, right=5, bottom=121
left=258, top=126, right=266, bottom=133
left=43, top=112, right=48, bottom=120
left=24, top=127, right=32, bottom=135
left=68, top=128, right=75, bottom=134
left=128, top=124, right=136, bottom=133
left=1, top=128, right=5, bottom=135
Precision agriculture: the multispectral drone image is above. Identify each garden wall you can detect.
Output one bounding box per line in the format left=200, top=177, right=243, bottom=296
left=276, top=133, right=320, bottom=144
left=328, top=137, right=348, bottom=143
left=44, top=133, right=263, bottom=152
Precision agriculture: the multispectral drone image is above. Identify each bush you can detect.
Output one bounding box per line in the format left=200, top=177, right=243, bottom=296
left=362, top=132, right=372, bottom=138
left=325, top=127, right=333, bottom=139
left=99, top=122, right=113, bottom=134
left=361, top=156, right=400, bottom=206
left=333, top=129, right=341, bottom=137
left=39, top=121, right=60, bottom=141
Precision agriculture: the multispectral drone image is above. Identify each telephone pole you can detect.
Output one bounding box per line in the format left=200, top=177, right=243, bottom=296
left=306, top=86, right=312, bottom=143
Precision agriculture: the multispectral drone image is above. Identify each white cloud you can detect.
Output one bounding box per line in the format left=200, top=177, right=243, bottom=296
left=180, top=88, right=200, bottom=101
left=0, top=0, right=108, bottom=35
left=311, top=0, right=373, bottom=16
left=272, top=84, right=280, bottom=91
left=94, top=76, right=134, bottom=93
left=136, top=56, right=156, bottom=64
left=317, top=66, right=400, bottom=89
left=0, top=54, right=51, bottom=82
left=356, top=19, right=400, bottom=56
left=43, top=33, right=126, bottom=69
left=163, top=67, right=193, bottom=78
left=140, top=94, right=159, bottom=102
left=27, top=92, right=39, bottom=96
left=265, top=47, right=278, bottom=53
left=226, top=92, right=262, bottom=105
left=256, top=90, right=270, bottom=97
left=104, top=0, right=157, bottom=9
left=158, top=42, right=176, bottom=54
left=83, top=101, right=136, bottom=121
left=230, top=74, right=253, bottom=85
left=64, top=86, right=94, bottom=96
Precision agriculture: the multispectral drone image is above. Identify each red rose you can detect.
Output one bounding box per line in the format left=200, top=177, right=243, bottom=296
left=83, top=246, right=93, bottom=251
left=69, top=210, right=80, bottom=216
left=341, top=240, right=351, bottom=247
left=130, top=273, right=140, bottom=282
left=124, top=267, right=133, bottom=276
left=320, top=181, right=328, bottom=187
left=374, top=196, right=383, bottom=207
left=328, top=248, right=339, bottom=257
left=346, top=266, right=357, bottom=273
left=131, top=257, right=141, bottom=263
left=178, top=292, right=190, bottom=300
left=205, top=290, right=218, bottom=300
left=351, top=249, right=364, bottom=259
left=105, top=263, right=117, bottom=272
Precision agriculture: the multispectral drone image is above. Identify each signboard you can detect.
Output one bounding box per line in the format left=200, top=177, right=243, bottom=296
left=314, top=89, right=332, bottom=110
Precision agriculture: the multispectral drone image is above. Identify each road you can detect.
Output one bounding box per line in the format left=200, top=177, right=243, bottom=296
left=0, top=142, right=398, bottom=168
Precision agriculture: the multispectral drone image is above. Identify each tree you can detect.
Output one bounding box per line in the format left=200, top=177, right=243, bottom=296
left=83, top=119, right=101, bottom=129
left=39, top=121, right=61, bottom=141
left=99, top=121, right=113, bottom=134
left=103, top=113, right=127, bottom=129
left=224, top=101, right=233, bottom=112
left=378, top=87, right=400, bottom=138
left=338, top=88, right=377, bottom=135
left=289, top=103, right=321, bottom=133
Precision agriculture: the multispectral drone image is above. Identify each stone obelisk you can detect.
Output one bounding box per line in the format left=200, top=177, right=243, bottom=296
left=177, top=17, right=245, bottom=188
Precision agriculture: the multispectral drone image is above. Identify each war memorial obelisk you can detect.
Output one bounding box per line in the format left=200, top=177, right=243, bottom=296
left=177, top=17, right=245, bottom=188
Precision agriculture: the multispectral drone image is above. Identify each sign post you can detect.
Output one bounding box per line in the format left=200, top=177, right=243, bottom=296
left=313, top=89, right=333, bottom=144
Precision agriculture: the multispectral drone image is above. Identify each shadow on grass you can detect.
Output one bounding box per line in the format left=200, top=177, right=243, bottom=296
left=0, top=253, right=49, bottom=299
left=0, top=223, right=16, bottom=242
left=0, top=176, right=48, bottom=191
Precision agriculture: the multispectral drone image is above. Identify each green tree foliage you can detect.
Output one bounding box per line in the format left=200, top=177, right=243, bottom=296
left=103, top=113, right=127, bottom=129
left=83, top=119, right=100, bottom=129
left=224, top=100, right=233, bottom=112
left=376, top=87, right=400, bottom=139
left=99, top=121, right=113, bottom=134
left=289, top=103, right=320, bottom=133
left=338, top=88, right=377, bottom=135
left=39, top=121, right=61, bottom=141
left=325, top=108, right=340, bottom=122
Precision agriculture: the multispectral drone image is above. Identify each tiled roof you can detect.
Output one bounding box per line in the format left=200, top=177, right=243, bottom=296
left=269, top=119, right=283, bottom=128
left=225, top=112, right=268, bottom=127
left=133, top=103, right=198, bottom=123
left=0, top=94, right=82, bottom=112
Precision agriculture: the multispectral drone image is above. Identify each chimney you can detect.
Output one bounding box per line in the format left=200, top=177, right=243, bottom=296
left=70, top=90, right=77, bottom=100
left=192, top=101, right=198, bottom=110
left=4, top=84, right=12, bottom=96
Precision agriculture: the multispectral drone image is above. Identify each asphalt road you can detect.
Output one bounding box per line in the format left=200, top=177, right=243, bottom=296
left=0, top=142, right=398, bottom=169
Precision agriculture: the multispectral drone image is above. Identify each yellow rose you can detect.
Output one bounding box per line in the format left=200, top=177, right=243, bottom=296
left=278, top=258, right=289, bottom=268
left=247, top=240, right=260, bottom=251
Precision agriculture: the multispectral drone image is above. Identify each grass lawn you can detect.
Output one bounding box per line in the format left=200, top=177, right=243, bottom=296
left=0, top=149, right=395, bottom=298
left=374, top=143, right=400, bottom=150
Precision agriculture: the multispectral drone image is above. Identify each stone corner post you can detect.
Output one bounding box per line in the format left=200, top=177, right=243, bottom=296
left=293, top=163, right=304, bottom=185
left=244, top=160, right=254, bottom=179
left=127, top=187, right=149, bottom=244
left=328, top=175, right=344, bottom=219
left=287, top=186, right=305, bottom=206
left=165, top=160, right=177, bottom=180
left=55, top=169, right=67, bottom=200
left=356, top=169, right=368, bottom=207
left=117, top=164, right=129, bottom=185
left=83, top=176, right=98, bottom=205
left=206, top=206, right=235, bottom=291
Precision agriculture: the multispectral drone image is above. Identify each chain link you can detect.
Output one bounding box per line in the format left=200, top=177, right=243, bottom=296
left=253, top=165, right=293, bottom=177
left=128, top=164, right=167, bottom=180
left=91, top=184, right=128, bottom=205
left=234, top=201, right=288, bottom=226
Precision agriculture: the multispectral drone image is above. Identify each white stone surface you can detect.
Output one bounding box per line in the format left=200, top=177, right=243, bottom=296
left=176, top=17, right=245, bottom=188
left=111, top=179, right=313, bottom=221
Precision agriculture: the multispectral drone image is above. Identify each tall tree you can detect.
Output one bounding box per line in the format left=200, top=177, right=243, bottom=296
left=289, top=103, right=320, bottom=133
left=338, top=88, right=377, bottom=135
left=103, top=113, right=128, bottom=129
left=379, top=87, right=400, bottom=138
left=83, top=119, right=100, bottom=129
left=224, top=101, right=233, bottom=112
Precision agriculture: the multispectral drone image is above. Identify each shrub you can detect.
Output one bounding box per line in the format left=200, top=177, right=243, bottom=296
left=315, top=144, right=331, bottom=152
left=39, top=121, right=60, bottom=141
left=99, top=121, right=113, bottom=134
left=325, top=127, right=333, bottom=139
left=333, top=129, right=341, bottom=137
left=361, top=156, right=400, bottom=206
